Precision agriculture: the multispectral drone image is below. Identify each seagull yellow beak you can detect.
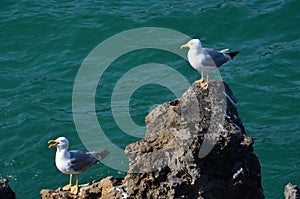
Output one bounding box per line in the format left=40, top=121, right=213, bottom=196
left=48, top=140, right=58, bottom=148
left=180, top=43, right=188, bottom=49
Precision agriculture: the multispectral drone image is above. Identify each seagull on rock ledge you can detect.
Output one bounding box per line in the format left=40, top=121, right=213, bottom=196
left=48, top=137, right=110, bottom=195
left=181, top=39, right=239, bottom=89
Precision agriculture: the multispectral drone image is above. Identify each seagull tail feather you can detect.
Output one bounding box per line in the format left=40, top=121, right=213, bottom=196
left=90, top=150, right=110, bottom=161
left=225, top=51, right=239, bottom=59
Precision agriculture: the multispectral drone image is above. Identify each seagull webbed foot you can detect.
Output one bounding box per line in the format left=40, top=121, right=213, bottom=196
left=70, top=185, right=79, bottom=195
left=62, top=184, right=72, bottom=191
left=200, top=81, right=208, bottom=90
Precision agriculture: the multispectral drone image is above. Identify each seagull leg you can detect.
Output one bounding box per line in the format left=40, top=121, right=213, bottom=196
left=62, top=174, right=73, bottom=191
left=200, top=74, right=209, bottom=90
left=70, top=174, right=79, bottom=195
left=195, top=70, right=205, bottom=83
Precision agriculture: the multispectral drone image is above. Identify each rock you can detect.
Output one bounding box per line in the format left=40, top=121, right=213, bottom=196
left=0, top=178, right=16, bottom=199
left=124, top=81, right=264, bottom=199
left=285, top=183, right=300, bottom=199
left=40, top=176, right=125, bottom=199
left=41, top=80, right=264, bottom=199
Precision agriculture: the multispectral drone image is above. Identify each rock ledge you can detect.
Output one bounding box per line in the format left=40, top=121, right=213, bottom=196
left=40, top=176, right=125, bottom=199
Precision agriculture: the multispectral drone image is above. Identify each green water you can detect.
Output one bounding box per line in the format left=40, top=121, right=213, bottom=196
left=1, top=1, right=299, bottom=198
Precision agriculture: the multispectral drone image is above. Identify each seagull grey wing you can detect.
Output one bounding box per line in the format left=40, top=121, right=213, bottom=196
left=88, top=150, right=110, bottom=161
left=69, top=151, right=98, bottom=173
left=204, top=48, right=231, bottom=67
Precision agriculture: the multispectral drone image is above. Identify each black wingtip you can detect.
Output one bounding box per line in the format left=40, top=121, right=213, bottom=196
left=225, top=51, right=239, bottom=59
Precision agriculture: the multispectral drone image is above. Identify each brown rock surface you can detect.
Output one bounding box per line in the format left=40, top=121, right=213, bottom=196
left=40, top=176, right=125, bottom=199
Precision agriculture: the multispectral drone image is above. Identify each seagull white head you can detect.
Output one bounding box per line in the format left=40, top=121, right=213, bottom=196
left=48, top=137, right=69, bottom=149
left=180, top=39, right=202, bottom=49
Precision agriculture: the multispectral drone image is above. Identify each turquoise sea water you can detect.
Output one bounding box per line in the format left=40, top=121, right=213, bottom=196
left=1, top=1, right=299, bottom=198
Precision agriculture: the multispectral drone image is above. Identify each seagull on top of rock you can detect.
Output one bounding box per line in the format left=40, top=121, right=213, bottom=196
left=180, top=39, right=239, bottom=89
left=48, top=137, right=110, bottom=195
